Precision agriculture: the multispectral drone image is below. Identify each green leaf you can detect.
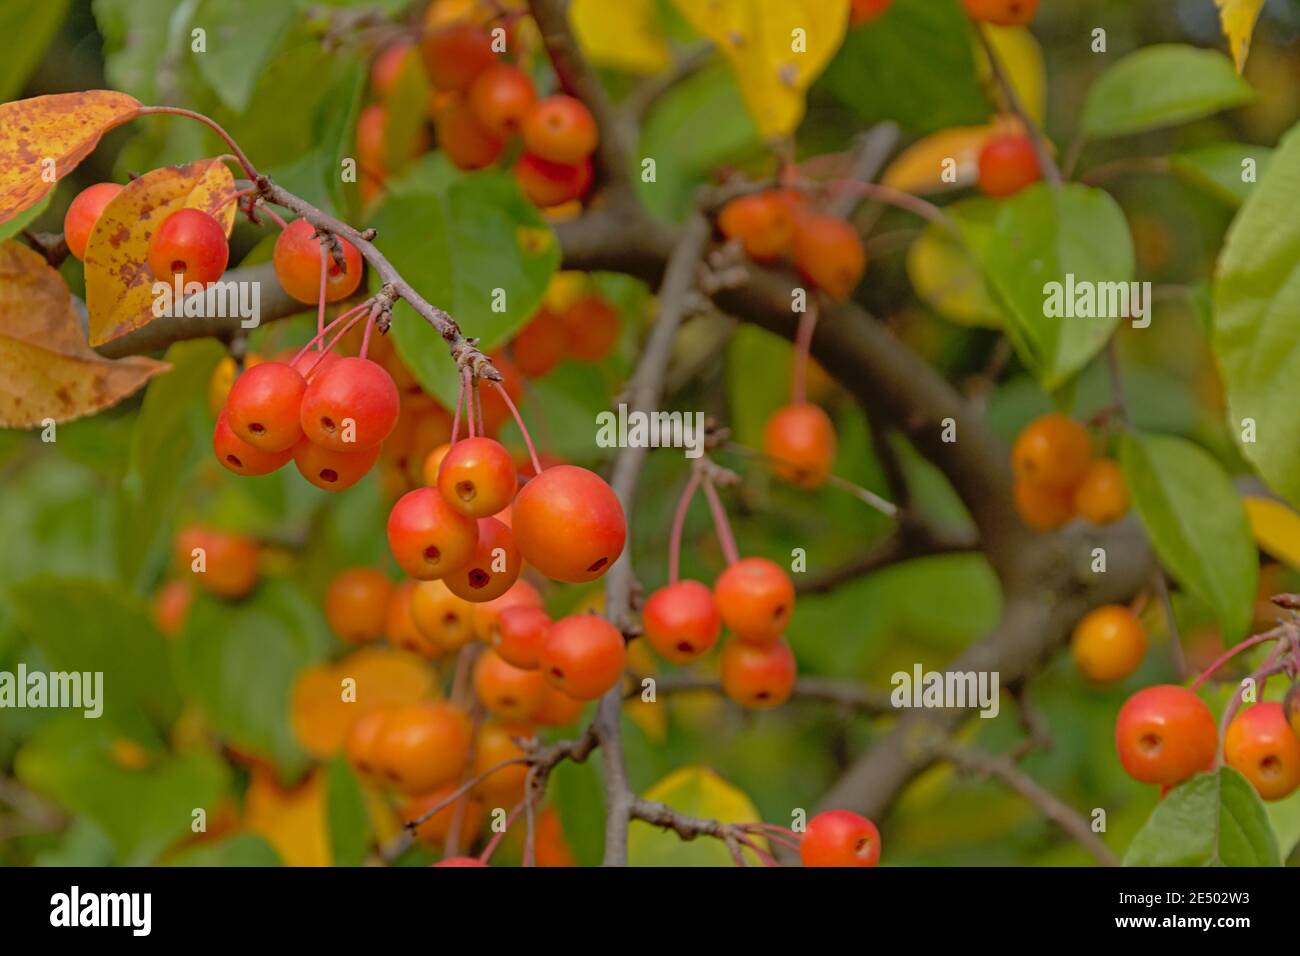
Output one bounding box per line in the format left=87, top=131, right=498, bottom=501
left=1170, top=143, right=1272, bottom=207
left=548, top=756, right=605, bottom=866
left=1119, top=431, right=1257, bottom=641
left=1213, top=121, right=1300, bottom=508
left=166, top=833, right=282, bottom=866
left=1124, top=767, right=1279, bottom=866
left=0, top=0, right=69, bottom=101
left=372, top=154, right=559, bottom=408
left=908, top=196, right=1003, bottom=329
left=817, top=0, right=986, bottom=135
left=193, top=0, right=295, bottom=112
left=172, top=580, right=331, bottom=775
left=628, top=766, right=763, bottom=866
left=117, top=339, right=224, bottom=593
left=326, top=757, right=371, bottom=867
left=93, top=0, right=196, bottom=103
left=635, top=63, right=762, bottom=222
left=726, top=325, right=792, bottom=448
left=7, top=577, right=180, bottom=727
left=975, top=183, right=1133, bottom=389
left=15, top=714, right=230, bottom=865
left=1082, top=44, right=1255, bottom=140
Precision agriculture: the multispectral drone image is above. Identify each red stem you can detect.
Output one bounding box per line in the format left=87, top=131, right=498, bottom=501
left=359, top=307, right=378, bottom=361
left=137, top=106, right=260, bottom=180
left=1188, top=629, right=1284, bottom=693
left=289, top=300, right=372, bottom=366
left=667, top=470, right=703, bottom=585
left=476, top=800, right=526, bottom=865
left=316, top=242, right=328, bottom=351
left=492, top=382, right=541, bottom=476
left=474, top=381, right=485, bottom=437
left=701, top=475, right=740, bottom=566
left=791, top=302, right=819, bottom=405
left=451, top=369, right=468, bottom=446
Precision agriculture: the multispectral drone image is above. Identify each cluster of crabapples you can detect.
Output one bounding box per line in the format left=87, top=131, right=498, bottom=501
left=362, top=14, right=597, bottom=209
left=1011, top=413, right=1129, bottom=531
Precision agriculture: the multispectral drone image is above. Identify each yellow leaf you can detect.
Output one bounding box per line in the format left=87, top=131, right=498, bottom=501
left=907, top=218, right=1003, bottom=329
left=571, top=0, right=671, bottom=75
left=0, top=241, right=167, bottom=427
left=0, top=91, right=140, bottom=225
left=882, top=124, right=996, bottom=194
left=84, top=158, right=237, bottom=346
left=628, top=766, right=766, bottom=865
left=1244, top=495, right=1300, bottom=572
left=244, top=767, right=331, bottom=867
left=974, top=26, right=1046, bottom=125
left=1215, top=0, right=1266, bottom=73
left=672, top=0, right=850, bottom=139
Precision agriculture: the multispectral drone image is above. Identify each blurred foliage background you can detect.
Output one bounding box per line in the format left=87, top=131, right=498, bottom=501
left=3, top=0, right=1300, bottom=867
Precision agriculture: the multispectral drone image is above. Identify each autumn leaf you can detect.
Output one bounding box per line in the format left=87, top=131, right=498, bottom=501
left=1244, top=495, right=1300, bottom=573
left=628, top=767, right=767, bottom=866
left=672, top=0, right=850, bottom=139
left=243, top=766, right=331, bottom=867
left=0, top=91, right=140, bottom=225
left=882, top=115, right=1027, bottom=194
left=84, top=158, right=237, bottom=346
left=571, top=0, right=671, bottom=75
left=0, top=241, right=167, bottom=428
left=1215, top=0, right=1266, bottom=73
left=974, top=25, right=1046, bottom=125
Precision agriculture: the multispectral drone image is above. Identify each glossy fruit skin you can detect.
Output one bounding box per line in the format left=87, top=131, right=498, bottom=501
left=372, top=702, right=472, bottom=793
left=385, top=579, right=443, bottom=657
left=963, top=0, right=1039, bottom=27
left=273, top=218, right=364, bottom=304
left=1071, top=605, right=1146, bottom=682
left=1014, top=477, right=1075, bottom=531
left=512, top=308, right=567, bottom=378
left=721, top=638, right=796, bottom=709
left=978, top=134, right=1041, bottom=197
left=560, top=295, right=619, bottom=362
left=540, top=614, right=627, bottom=701
left=147, top=209, right=229, bottom=285
left=1115, top=685, right=1217, bottom=786
left=792, top=213, right=866, bottom=300
left=714, top=557, right=795, bottom=645
left=474, top=648, right=547, bottom=721
left=1074, top=458, right=1129, bottom=525
left=718, top=192, right=794, bottom=262
left=64, top=182, right=123, bottom=260
left=514, top=152, right=593, bottom=207
left=421, top=23, right=496, bottom=92
left=762, top=403, right=837, bottom=489
left=472, top=722, right=531, bottom=805
left=325, top=568, right=392, bottom=643
left=387, top=487, right=481, bottom=580
left=472, top=579, right=544, bottom=645
left=642, top=581, right=722, bottom=664
left=522, top=95, right=598, bottom=164
left=513, top=465, right=626, bottom=583
left=410, top=579, right=476, bottom=651
left=151, top=580, right=193, bottom=637
left=371, top=41, right=414, bottom=99
left=495, top=605, right=552, bottom=670
left=345, top=710, right=388, bottom=782
left=404, top=786, right=484, bottom=847
left=1224, top=702, right=1300, bottom=801
left=174, top=526, right=259, bottom=600
left=434, top=97, right=505, bottom=171
left=1012, top=413, right=1092, bottom=489
left=293, top=437, right=381, bottom=492
left=469, top=64, right=537, bottom=137
left=422, top=443, right=453, bottom=487
left=213, top=410, right=293, bottom=477
left=800, top=810, right=881, bottom=867
left=300, top=357, right=400, bottom=451
left=290, top=348, right=342, bottom=383
left=443, top=517, right=522, bottom=602
left=530, top=683, right=586, bottom=727
left=437, top=437, right=518, bottom=518
left=225, top=361, right=308, bottom=452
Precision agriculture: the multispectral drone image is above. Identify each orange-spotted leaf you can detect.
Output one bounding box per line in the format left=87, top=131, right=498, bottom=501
left=84, top=158, right=237, bottom=346
left=0, top=91, right=141, bottom=224
left=0, top=241, right=167, bottom=427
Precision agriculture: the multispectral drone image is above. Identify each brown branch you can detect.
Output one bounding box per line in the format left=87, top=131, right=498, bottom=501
left=973, top=24, right=1061, bottom=187
left=936, top=742, right=1119, bottom=867
left=630, top=672, right=897, bottom=714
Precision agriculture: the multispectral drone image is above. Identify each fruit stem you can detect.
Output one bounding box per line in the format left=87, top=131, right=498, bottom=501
left=667, top=469, right=704, bottom=586
left=359, top=306, right=377, bottom=360
left=791, top=301, right=819, bottom=405
left=315, top=241, right=329, bottom=351
left=476, top=799, right=526, bottom=864
left=1188, top=627, right=1285, bottom=693
left=451, top=368, right=468, bottom=446
left=137, top=106, right=261, bottom=181
left=1215, top=653, right=1291, bottom=768
left=475, top=381, right=486, bottom=437
left=491, top=381, right=542, bottom=477
left=700, top=474, right=740, bottom=566
left=289, top=299, right=372, bottom=367
left=817, top=178, right=959, bottom=235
